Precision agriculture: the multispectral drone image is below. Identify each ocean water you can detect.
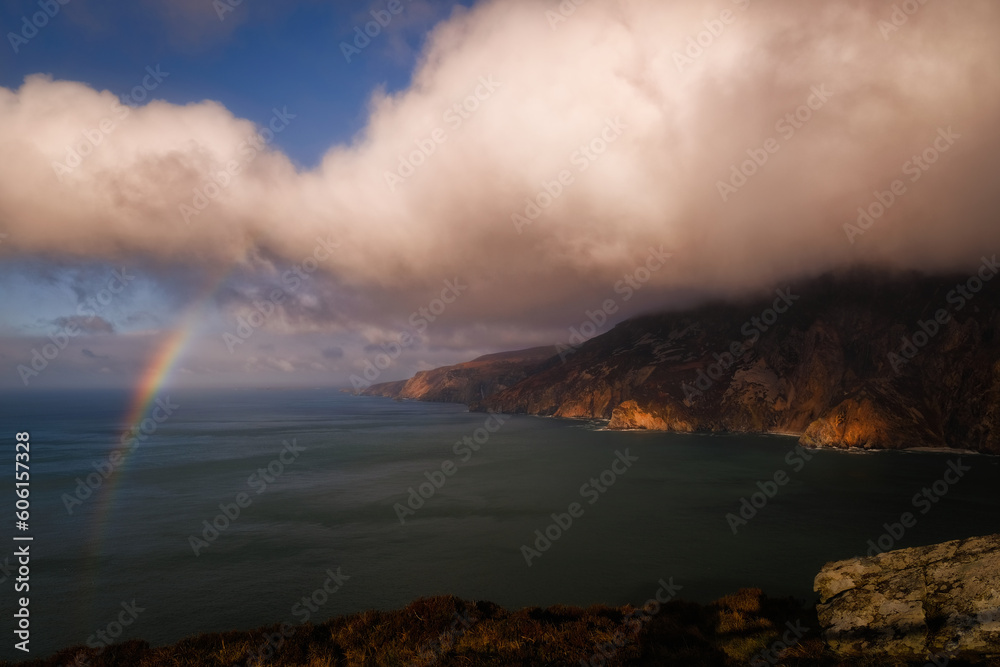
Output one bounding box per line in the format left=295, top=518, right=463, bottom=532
left=1, top=387, right=999, bottom=661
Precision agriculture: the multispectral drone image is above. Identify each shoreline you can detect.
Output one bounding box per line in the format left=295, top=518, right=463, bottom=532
left=359, top=395, right=995, bottom=456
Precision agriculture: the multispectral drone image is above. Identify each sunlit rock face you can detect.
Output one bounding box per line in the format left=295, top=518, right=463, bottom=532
left=607, top=400, right=695, bottom=432
left=366, top=270, right=1000, bottom=453
left=815, top=534, right=1000, bottom=660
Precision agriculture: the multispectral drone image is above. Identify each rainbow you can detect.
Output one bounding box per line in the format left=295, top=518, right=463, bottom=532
left=85, top=306, right=205, bottom=564
left=73, top=261, right=247, bottom=625
left=120, top=323, right=195, bottom=447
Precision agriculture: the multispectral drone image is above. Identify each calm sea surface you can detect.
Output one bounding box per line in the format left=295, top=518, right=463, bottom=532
left=1, top=387, right=998, bottom=660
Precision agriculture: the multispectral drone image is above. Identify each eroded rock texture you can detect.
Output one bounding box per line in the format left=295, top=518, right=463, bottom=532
left=815, top=534, right=1000, bottom=660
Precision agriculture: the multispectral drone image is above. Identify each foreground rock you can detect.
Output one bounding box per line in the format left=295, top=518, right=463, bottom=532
left=815, top=534, right=1000, bottom=660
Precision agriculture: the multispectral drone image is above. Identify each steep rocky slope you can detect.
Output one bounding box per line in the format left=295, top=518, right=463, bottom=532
left=362, top=268, right=1000, bottom=452
left=360, top=346, right=557, bottom=405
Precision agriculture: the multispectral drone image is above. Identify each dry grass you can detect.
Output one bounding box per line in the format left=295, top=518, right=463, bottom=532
left=4, top=591, right=1000, bottom=667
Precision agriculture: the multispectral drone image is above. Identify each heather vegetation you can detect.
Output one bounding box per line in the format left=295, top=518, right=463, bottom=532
left=6, top=590, right=997, bottom=666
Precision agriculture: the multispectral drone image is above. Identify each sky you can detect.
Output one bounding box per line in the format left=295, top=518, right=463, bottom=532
left=0, top=0, right=999, bottom=390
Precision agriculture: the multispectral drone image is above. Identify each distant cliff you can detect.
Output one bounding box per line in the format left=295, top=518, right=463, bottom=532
left=360, top=346, right=557, bottom=405
left=361, top=267, right=1000, bottom=453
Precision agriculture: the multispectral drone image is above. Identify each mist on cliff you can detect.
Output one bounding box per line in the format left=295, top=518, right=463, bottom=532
left=2, top=0, right=999, bottom=338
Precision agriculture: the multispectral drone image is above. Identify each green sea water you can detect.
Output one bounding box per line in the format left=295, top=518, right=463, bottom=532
left=1, top=387, right=997, bottom=660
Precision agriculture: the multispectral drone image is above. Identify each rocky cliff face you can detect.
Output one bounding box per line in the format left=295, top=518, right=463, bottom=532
left=362, top=269, right=1000, bottom=453
left=814, top=534, right=1000, bottom=660
left=360, top=346, right=557, bottom=405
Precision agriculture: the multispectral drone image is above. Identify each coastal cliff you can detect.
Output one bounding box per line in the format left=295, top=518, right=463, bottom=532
left=361, top=269, right=1000, bottom=453
left=360, top=346, right=557, bottom=405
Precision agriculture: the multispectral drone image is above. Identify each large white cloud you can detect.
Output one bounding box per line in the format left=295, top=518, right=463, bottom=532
left=2, top=0, right=999, bottom=329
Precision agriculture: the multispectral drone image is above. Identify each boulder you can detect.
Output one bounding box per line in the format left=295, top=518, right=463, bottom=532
left=815, top=534, right=1000, bottom=660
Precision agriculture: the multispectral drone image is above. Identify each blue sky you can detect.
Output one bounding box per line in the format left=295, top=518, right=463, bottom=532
left=0, top=0, right=472, bottom=167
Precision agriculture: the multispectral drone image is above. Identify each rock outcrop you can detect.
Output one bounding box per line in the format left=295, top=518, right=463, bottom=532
left=815, top=534, right=1000, bottom=660
left=606, top=400, right=696, bottom=432
left=360, top=269, right=1000, bottom=452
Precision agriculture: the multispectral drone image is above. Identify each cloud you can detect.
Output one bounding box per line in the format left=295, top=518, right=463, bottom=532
left=1, top=0, right=999, bottom=339
left=322, top=346, right=345, bottom=359
left=345, top=0, right=468, bottom=67
left=53, top=315, right=115, bottom=335
left=81, top=348, right=109, bottom=359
